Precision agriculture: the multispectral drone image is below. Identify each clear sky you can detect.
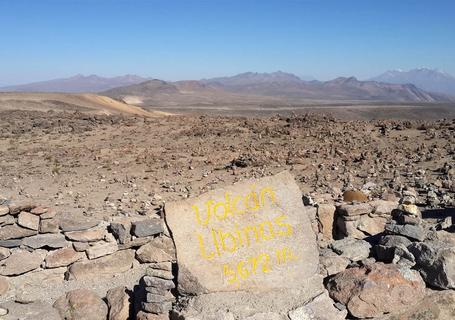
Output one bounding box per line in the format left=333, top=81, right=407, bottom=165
left=1, top=0, right=454, bottom=85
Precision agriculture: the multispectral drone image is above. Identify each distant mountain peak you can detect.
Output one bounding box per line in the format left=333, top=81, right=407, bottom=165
left=370, top=68, right=455, bottom=95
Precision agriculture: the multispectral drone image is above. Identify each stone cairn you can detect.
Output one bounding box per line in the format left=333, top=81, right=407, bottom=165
left=137, top=263, right=176, bottom=319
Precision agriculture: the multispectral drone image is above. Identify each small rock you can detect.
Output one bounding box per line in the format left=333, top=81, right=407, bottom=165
left=319, top=250, right=350, bottom=276
left=73, top=241, right=90, bottom=252
left=317, top=204, right=336, bottom=239
left=53, top=289, right=108, bottom=320
left=142, top=276, right=175, bottom=290
left=8, top=202, right=35, bottom=215
left=131, top=219, right=163, bottom=238
left=40, top=219, right=60, bottom=233
left=397, top=203, right=421, bottom=216
left=110, top=222, right=131, bottom=244
left=106, top=286, right=130, bottom=320
left=0, top=301, right=60, bottom=320
left=145, top=268, right=174, bottom=280
left=30, top=206, right=49, bottom=215
left=17, top=211, right=40, bottom=230
left=136, top=311, right=169, bottom=320
left=142, top=301, right=172, bottom=314
left=337, top=203, right=372, bottom=216
left=0, top=206, right=9, bottom=216
left=0, top=214, right=15, bottom=227
left=0, top=239, right=22, bottom=248
left=136, top=242, right=174, bottom=263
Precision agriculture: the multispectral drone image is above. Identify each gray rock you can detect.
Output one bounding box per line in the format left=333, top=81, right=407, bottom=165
left=408, top=241, right=455, bottom=289
left=384, top=222, right=426, bottom=241
left=131, top=219, right=163, bottom=238
left=0, top=224, right=37, bottom=240
left=379, top=235, right=412, bottom=248
left=146, top=268, right=174, bottom=280
left=22, top=233, right=68, bottom=249
left=0, top=249, right=45, bottom=276
left=0, top=214, right=15, bottom=227
left=39, top=219, right=60, bottom=233
left=59, top=216, right=99, bottom=232
left=0, top=239, right=22, bottom=248
left=7, top=202, right=35, bottom=215
left=146, top=292, right=175, bottom=303
left=142, top=276, right=175, bottom=290
left=0, top=276, right=8, bottom=296
left=330, top=238, right=371, bottom=261
left=319, top=250, right=350, bottom=276
left=110, top=222, right=131, bottom=244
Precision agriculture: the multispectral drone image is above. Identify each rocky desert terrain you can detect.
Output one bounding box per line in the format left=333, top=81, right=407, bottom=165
left=0, top=102, right=454, bottom=319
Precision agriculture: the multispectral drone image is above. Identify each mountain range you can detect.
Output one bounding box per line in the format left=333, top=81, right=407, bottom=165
left=1, top=70, right=454, bottom=103
left=370, top=68, right=455, bottom=95
left=0, top=74, right=149, bottom=93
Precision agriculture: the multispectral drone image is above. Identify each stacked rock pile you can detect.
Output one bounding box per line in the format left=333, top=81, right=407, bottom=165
left=136, top=264, right=176, bottom=320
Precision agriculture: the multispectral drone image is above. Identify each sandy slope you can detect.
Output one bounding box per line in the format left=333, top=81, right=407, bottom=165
left=0, top=92, right=170, bottom=117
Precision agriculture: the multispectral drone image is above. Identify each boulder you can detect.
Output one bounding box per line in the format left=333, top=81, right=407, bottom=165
left=288, top=291, right=347, bottom=320
left=408, top=240, right=455, bottom=289
left=22, top=233, right=68, bottom=249
left=45, top=247, right=85, bottom=268
left=384, top=222, right=426, bottom=241
left=106, top=286, right=130, bottom=320
left=326, top=262, right=425, bottom=318
left=330, top=238, right=371, bottom=261
left=379, top=290, right=455, bottom=320
left=53, top=289, right=108, bottom=320
left=17, top=211, right=40, bottom=230
left=165, top=171, right=320, bottom=294
left=0, top=249, right=45, bottom=276
left=67, top=249, right=134, bottom=280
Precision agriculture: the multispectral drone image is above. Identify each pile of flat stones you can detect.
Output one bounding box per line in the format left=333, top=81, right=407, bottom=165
left=137, top=264, right=176, bottom=320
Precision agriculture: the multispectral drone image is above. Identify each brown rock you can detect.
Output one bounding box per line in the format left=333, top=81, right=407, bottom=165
left=40, top=219, right=60, bottom=233
left=0, top=276, right=8, bottom=296
left=0, top=206, right=9, bottom=216
left=0, top=249, right=45, bottom=276
left=106, top=286, right=130, bottom=320
left=327, top=262, right=425, bottom=318
left=8, top=202, right=35, bottom=215
left=0, top=214, right=15, bottom=226
left=136, top=311, right=169, bottom=320
left=67, top=249, right=134, bottom=280
left=30, top=206, right=49, bottom=215
left=59, top=216, right=99, bottom=232
left=86, top=241, right=118, bottom=259
left=343, top=190, right=368, bottom=202
left=0, top=247, right=10, bottom=261
left=40, top=207, right=57, bottom=219
left=136, top=242, right=173, bottom=263
left=53, top=289, right=108, bottom=320
left=357, top=214, right=388, bottom=236
left=45, top=247, right=84, bottom=268
left=317, top=204, right=336, bottom=239
left=17, top=211, right=40, bottom=230
left=65, top=228, right=106, bottom=242
left=337, top=203, right=372, bottom=216
left=0, top=224, right=37, bottom=240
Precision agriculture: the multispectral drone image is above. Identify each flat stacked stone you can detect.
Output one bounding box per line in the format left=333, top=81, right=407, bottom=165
left=138, top=263, right=175, bottom=319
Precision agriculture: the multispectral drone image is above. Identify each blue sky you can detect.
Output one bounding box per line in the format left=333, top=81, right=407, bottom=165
left=0, top=0, right=454, bottom=85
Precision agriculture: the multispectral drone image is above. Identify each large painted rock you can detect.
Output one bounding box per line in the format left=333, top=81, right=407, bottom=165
left=165, top=171, right=319, bottom=294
